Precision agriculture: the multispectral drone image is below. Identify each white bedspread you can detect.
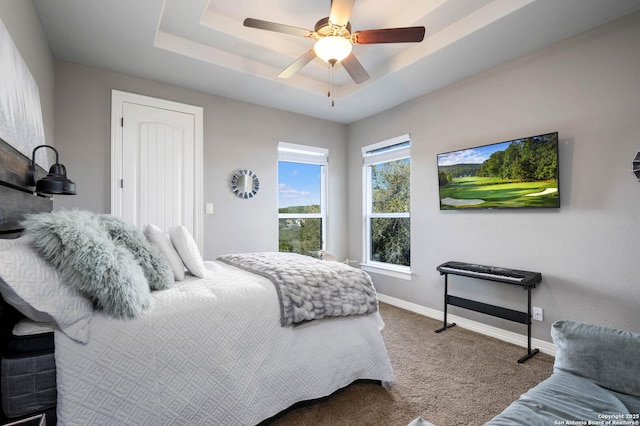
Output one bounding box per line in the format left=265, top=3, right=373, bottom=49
left=54, top=261, right=394, bottom=425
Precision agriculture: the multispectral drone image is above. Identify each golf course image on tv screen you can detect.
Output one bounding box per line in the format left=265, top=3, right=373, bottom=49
left=437, top=132, right=559, bottom=210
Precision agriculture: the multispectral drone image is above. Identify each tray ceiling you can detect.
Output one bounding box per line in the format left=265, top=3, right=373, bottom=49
left=33, top=0, right=640, bottom=123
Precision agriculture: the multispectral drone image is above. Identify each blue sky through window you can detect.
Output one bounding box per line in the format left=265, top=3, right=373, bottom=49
left=278, top=162, right=321, bottom=209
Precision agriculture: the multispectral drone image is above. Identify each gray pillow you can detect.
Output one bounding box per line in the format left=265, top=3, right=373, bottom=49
left=99, top=215, right=173, bottom=290
left=552, top=320, right=640, bottom=397
left=21, top=210, right=153, bottom=319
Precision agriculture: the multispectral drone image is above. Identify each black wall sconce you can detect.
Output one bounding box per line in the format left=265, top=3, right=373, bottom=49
left=27, top=145, right=77, bottom=195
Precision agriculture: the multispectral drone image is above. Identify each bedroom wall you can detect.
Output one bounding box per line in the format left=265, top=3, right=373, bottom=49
left=347, top=11, right=640, bottom=342
left=0, top=0, right=55, bottom=151
left=51, top=61, right=349, bottom=261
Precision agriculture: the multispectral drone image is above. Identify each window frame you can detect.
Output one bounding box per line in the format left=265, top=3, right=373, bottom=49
left=278, top=142, right=328, bottom=254
left=362, top=134, right=411, bottom=279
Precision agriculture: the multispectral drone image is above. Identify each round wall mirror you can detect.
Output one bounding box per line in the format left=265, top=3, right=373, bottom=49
left=231, top=169, right=259, bottom=199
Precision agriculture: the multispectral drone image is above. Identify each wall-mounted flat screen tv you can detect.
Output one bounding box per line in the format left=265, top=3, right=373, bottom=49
left=437, top=132, right=559, bottom=210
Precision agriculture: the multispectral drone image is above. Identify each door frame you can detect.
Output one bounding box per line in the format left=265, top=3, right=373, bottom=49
left=110, top=90, right=204, bottom=249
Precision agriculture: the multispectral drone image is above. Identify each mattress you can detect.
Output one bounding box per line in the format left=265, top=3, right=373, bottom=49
left=1, top=320, right=56, bottom=420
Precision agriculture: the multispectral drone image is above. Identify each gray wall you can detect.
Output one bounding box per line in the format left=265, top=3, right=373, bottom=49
left=0, top=0, right=55, bottom=151
left=347, top=11, right=640, bottom=340
left=52, top=61, right=349, bottom=261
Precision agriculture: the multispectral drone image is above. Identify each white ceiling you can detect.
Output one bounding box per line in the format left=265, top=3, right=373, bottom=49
left=33, top=0, right=640, bottom=124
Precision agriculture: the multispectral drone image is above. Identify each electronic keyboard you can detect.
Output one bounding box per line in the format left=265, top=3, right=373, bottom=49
left=436, top=261, right=542, bottom=287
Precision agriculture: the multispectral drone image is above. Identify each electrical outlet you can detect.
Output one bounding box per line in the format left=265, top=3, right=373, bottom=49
left=532, top=306, right=543, bottom=321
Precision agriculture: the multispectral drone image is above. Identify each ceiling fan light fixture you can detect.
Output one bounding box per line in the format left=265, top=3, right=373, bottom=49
left=314, top=36, right=352, bottom=64
left=244, top=0, right=424, bottom=85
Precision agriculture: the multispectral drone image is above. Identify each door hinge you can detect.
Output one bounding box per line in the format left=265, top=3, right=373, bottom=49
left=120, top=179, right=124, bottom=188
left=121, top=117, right=124, bottom=127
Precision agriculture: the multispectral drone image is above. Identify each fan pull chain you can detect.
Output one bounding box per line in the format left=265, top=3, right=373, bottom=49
left=328, top=61, right=336, bottom=107
left=327, top=62, right=331, bottom=99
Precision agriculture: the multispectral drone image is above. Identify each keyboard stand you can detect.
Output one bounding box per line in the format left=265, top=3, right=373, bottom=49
left=435, top=266, right=540, bottom=363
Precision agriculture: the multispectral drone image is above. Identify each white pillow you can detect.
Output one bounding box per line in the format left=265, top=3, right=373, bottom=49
left=144, top=224, right=185, bottom=281
left=169, top=225, right=205, bottom=278
left=13, top=319, right=56, bottom=336
left=0, top=235, right=93, bottom=343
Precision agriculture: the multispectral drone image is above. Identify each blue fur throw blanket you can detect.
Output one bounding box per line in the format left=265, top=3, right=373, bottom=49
left=21, top=210, right=173, bottom=318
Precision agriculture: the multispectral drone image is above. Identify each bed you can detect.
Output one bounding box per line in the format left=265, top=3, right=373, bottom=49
left=0, top=137, right=395, bottom=425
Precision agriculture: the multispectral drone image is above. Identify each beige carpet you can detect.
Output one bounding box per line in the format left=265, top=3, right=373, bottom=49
left=265, top=302, right=554, bottom=426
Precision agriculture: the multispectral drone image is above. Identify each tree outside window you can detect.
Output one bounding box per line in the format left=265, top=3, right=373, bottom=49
left=363, top=137, right=410, bottom=269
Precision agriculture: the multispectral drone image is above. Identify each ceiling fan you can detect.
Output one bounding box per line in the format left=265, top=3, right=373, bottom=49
left=243, top=0, right=426, bottom=85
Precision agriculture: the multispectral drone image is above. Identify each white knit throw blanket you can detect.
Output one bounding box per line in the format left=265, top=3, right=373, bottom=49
left=217, top=252, right=378, bottom=325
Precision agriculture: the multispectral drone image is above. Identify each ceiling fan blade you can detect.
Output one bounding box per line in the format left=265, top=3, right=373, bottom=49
left=341, top=53, right=369, bottom=84
left=243, top=18, right=313, bottom=38
left=278, top=49, right=317, bottom=79
left=329, top=0, right=355, bottom=27
left=352, top=27, right=425, bottom=44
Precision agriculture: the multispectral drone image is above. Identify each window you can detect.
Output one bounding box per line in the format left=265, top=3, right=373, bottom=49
left=362, top=135, right=411, bottom=276
left=278, top=142, right=328, bottom=257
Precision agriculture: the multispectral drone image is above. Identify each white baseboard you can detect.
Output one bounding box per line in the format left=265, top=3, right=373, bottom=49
left=378, top=293, right=556, bottom=357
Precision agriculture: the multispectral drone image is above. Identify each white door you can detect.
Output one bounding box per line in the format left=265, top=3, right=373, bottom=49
left=111, top=91, right=203, bottom=249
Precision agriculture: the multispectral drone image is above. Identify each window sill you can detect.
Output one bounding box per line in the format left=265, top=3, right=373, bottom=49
left=360, top=263, right=412, bottom=281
